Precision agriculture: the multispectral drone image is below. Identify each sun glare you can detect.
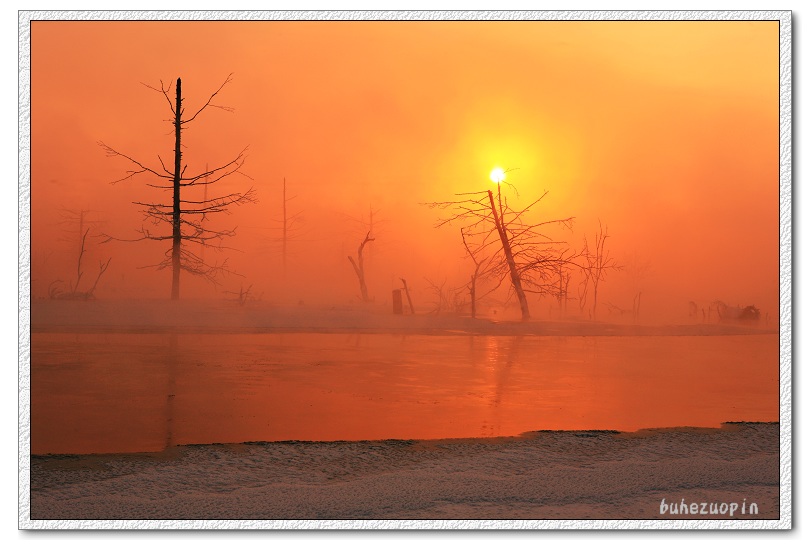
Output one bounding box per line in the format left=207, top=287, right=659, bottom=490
left=490, top=167, right=506, bottom=184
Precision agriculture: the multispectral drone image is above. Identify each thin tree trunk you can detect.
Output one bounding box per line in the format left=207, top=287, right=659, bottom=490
left=487, top=189, right=530, bottom=321
left=470, top=273, right=477, bottom=319
left=348, top=256, right=369, bottom=301
left=200, top=163, right=208, bottom=264
left=73, top=228, right=88, bottom=294
left=171, top=77, right=183, bottom=300
left=461, top=229, right=481, bottom=320
left=400, top=278, right=415, bottom=314
left=86, top=258, right=112, bottom=297
left=282, top=177, right=287, bottom=280
left=348, top=231, right=374, bottom=302
left=74, top=210, right=85, bottom=292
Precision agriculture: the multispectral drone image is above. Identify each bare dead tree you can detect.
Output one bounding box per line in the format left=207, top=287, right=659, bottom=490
left=99, top=74, right=257, bottom=300
left=49, top=209, right=112, bottom=300
left=254, top=177, right=306, bottom=281
left=426, top=177, right=574, bottom=321
left=56, top=208, right=103, bottom=260
left=344, top=205, right=383, bottom=258
left=580, top=222, right=620, bottom=320
left=277, top=177, right=305, bottom=279
left=577, top=267, right=590, bottom=317
left=348, top=231, right=375, bottom=302
left=224, top=283, right=261, bottom=306
left=551, top=262, right=574, bottom=318
left=461, top=229, right=483, bottom=319
left=624, top=253, right=651, bottom=323
left=424, top=277, right=452, bottom=315
left=49, top=228, right=112, bottom=300
left=460, top=227, right=500, bottom=319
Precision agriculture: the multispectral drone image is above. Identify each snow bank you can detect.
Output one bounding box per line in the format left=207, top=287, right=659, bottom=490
left=28, top=422, right=779, bottom=523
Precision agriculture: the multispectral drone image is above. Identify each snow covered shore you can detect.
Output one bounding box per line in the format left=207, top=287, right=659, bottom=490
left=27, top=422, right=779, bottom=524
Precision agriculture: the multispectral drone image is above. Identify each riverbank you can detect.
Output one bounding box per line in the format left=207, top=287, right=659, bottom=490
left=27, top=422, right=780, bottom=524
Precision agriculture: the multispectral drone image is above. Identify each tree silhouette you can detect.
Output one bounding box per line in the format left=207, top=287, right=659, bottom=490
left=99, top=74, right=256, bottom=299
left=427, top=175, right=574, bottom=321
left=399, top=278, right=415, bottom=314
left=48, top=208, right=112, bottom=300
left=460, top=227, right=499, bottom=319
left=49, top=227, right=112, bottom=300
left=279, top=177, right=305, bottom=280
left=579, top=222, right=619, bottom=320
left=345, top=206, right=382, bottom=303
left=348, top=231, right=375, bottom=302
left=551, top=262, right=574, bottom=318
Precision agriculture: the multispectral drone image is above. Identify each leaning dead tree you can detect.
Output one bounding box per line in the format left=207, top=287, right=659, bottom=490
left=400, top=277, right=415, bottom=314
left=99, top=74, right=256, bottom=300
left=427, top=178, right=574, bottom=321
left=348, top=231, right=375, bottom=302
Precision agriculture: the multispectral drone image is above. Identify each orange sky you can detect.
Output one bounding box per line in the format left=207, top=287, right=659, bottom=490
left=29, top=20, right=781, bottom=321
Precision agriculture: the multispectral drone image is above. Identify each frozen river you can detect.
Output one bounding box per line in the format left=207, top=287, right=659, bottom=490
left=29, top=332, right=779, bottom=455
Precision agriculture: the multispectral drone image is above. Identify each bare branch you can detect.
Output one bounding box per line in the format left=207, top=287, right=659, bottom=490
left=141, top=79, right=176, bottom=115
left=98, top=141, right=171, bottom=184
left=181, top=73, right=235, bottom=124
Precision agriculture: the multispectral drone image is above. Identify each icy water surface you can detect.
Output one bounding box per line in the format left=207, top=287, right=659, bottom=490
left=30, top=332, right=778, bottom=454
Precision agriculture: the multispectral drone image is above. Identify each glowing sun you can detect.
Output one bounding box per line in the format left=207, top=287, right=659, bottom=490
left=489, top=167, right=506, bottom=184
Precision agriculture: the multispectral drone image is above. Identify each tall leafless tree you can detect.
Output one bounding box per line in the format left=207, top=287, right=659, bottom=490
left=280, top=177, right=305, bottom=280
left=99, top=74, right=257, bottom=299
left=427, top=177, right=574, bottom=321
left=254, top=177, right=305, bottom=283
